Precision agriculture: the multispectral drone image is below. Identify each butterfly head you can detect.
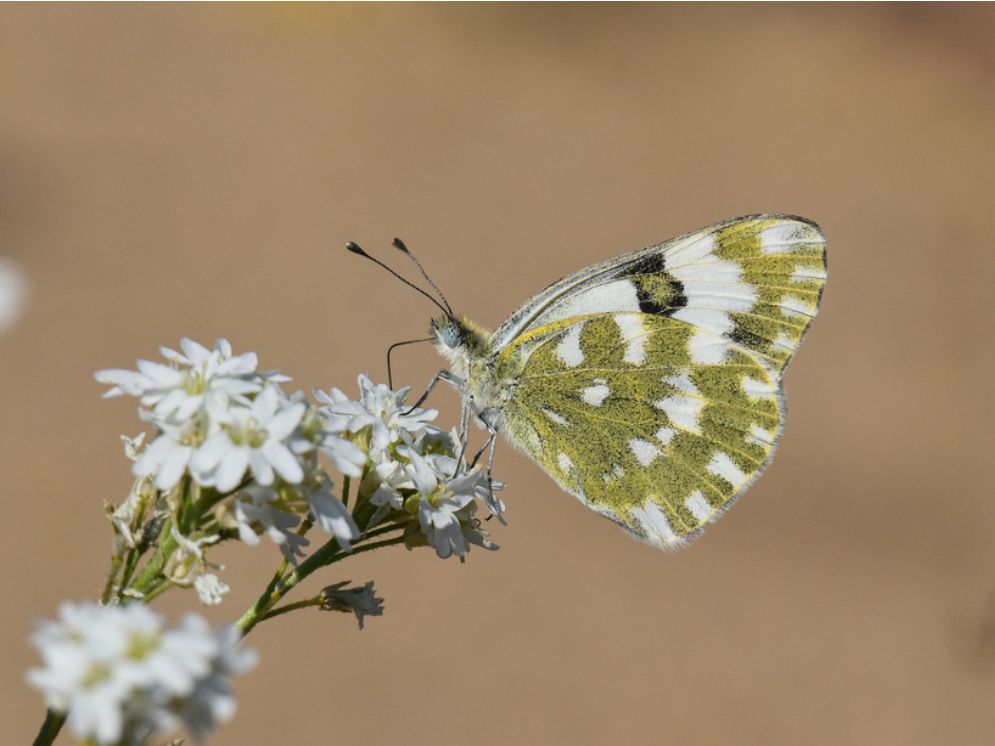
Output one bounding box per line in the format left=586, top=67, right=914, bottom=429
left=430, top=314, right=490, bottom=376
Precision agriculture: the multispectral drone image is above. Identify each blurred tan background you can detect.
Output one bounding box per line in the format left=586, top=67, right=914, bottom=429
left=2, top=5, right=994, bottom=745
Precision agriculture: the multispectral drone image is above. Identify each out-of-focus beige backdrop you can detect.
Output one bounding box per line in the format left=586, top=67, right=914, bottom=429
left=2, top=5, right=993, bottom=745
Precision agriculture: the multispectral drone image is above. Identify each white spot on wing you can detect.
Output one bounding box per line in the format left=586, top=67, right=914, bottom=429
left=580, top=383, right=610, bottom=406
left=781, top=295, right=814, bottom=318
left=548, top=280, right=640, bottom=323
left=707, top=451, right=746, bottom=486
left=673, top=306, right=735, bottom=336
left=687, top=329, right=731, bottom=364
left=668, top=235, right=757, bottom=350
left=630, top=501, right=679, bottom=545
left=629, top=438, right=661, bottom=467
left=656, top=374, right=703, bottom=434
left=555, top=324, right=585, bottom=367
left=665, top=233, right=715, bottom=265
left=542, top=408, right=569, bottom=426
left=741, top=376, right=775, bottom=399
left=772, top=331, right=794, bottom=353
left=791, top=264, right=827, bottom=283
left=558, top=452, right=574, bottom=474
left=666, top=371, right=696, bottom=394
left=525, top=424, right=541, bottom=451
left=746, top=423, right=775, bottom=446
left=614, top=314, right=646, bottom=365
left=655, top=427, right=676, bottom=446
left=685, top=490, right=712, bottom=523
left=672, top=266, right=756, bottom=313
left=759, top=223, right=817, bottom=254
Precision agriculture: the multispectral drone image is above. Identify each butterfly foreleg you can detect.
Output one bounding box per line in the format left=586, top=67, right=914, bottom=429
left=403, top=368, right=464, bottom=415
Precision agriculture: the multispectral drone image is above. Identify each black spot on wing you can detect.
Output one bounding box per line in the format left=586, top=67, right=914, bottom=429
left=627, top=253, right=667, bottom=277
left=636, top=283, right=671, bottom=315
left=626, top=254, right=688, bottom=316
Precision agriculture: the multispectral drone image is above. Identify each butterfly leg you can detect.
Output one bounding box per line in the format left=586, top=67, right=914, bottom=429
left=403, top=368, right=463, bottom=415
left=465, top=413, right=501, bottom=513
left=454, top=397, right=473, bottom=468
left=469, top=430, right=496, bottom=470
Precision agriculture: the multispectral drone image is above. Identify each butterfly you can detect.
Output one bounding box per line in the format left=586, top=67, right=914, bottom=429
left=354, top=215, right=827, bottom=549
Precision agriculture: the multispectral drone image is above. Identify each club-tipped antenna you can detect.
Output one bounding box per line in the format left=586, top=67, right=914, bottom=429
left=345, top=241, right=450, bottom=317
left=392, top=238, right=454, bottom=317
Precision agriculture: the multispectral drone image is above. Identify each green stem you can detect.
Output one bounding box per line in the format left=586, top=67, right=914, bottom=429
left=100, top=554, right=123, bottom=605
left=140, top=579, right=175, bottom=604
left=235, top=560, right=290, bottom=635
left=362, top=520, right=411, bottom=541
left=342, top=534, right=408, bottom=559
left=32, top=708, right=66, bottom=746
left=236, top=535, right=340, bottom=635
left=260, top=596, right=323, bottom=622
left=116, top=548, right=140, bottom=598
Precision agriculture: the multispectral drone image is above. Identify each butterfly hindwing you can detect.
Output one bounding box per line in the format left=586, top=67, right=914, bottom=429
left=496, top=312, right=782, bottom=548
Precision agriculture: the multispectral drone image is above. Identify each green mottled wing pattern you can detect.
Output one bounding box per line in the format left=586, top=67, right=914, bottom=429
left=489, top=215, right=826, bottom=548
left=497, top=314, right=781, bottom=547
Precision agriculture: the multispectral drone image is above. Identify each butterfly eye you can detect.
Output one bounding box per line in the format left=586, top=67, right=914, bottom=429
left=438, top=318, right=465, bottom=349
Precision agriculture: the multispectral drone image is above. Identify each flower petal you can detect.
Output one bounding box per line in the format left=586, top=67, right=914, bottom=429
left=216, top=447, right=249, bottom=492
left=261, top=442, right=303, bottom=484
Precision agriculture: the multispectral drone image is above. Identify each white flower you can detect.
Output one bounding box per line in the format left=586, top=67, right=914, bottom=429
left=194, top=574, right=231, bottom=606
left=304, top=470, right=359, bottom=550
left=26, top=602, right=254, bottom=745
left=232, top=466, right=358, bottom=559
left=317, top=431, right=367, bottom=477
left=132, top=415, right=206, bottom=491
left=232, top=485, right=310, bottom=563
left=362, top=448, right=414, bottom=528
left=190, top=386, right=307, bottom=492
left=175, top=626, right=257, bottom=740
left=405, top=450, right=498, bottom=559
left=95, top=337, right=263, bottom=425
left=0, top=256, right=28, bottom=335
left=164, top=529, right=221, bottom=589
left=316, top=374, right=439, bottom=452
left=321, top=581, right=384, bottom=630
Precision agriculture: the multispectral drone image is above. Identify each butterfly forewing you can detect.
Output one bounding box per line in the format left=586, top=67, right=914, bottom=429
left=491, top=215, right=826, bottom=378
left=496, top=312, right=782, bottom=548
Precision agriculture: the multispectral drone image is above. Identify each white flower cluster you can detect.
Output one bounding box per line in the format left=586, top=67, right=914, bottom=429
left=318, top=375, right=506, bottom=560
left=96, top=339, right=364, bottom=597
left=27, top=602, right=256, bottom=744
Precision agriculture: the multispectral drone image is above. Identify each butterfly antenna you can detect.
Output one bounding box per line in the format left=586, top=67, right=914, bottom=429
left=345, top=241, right=449, bottom=316
left=392, top=238, right=455, bottom=318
